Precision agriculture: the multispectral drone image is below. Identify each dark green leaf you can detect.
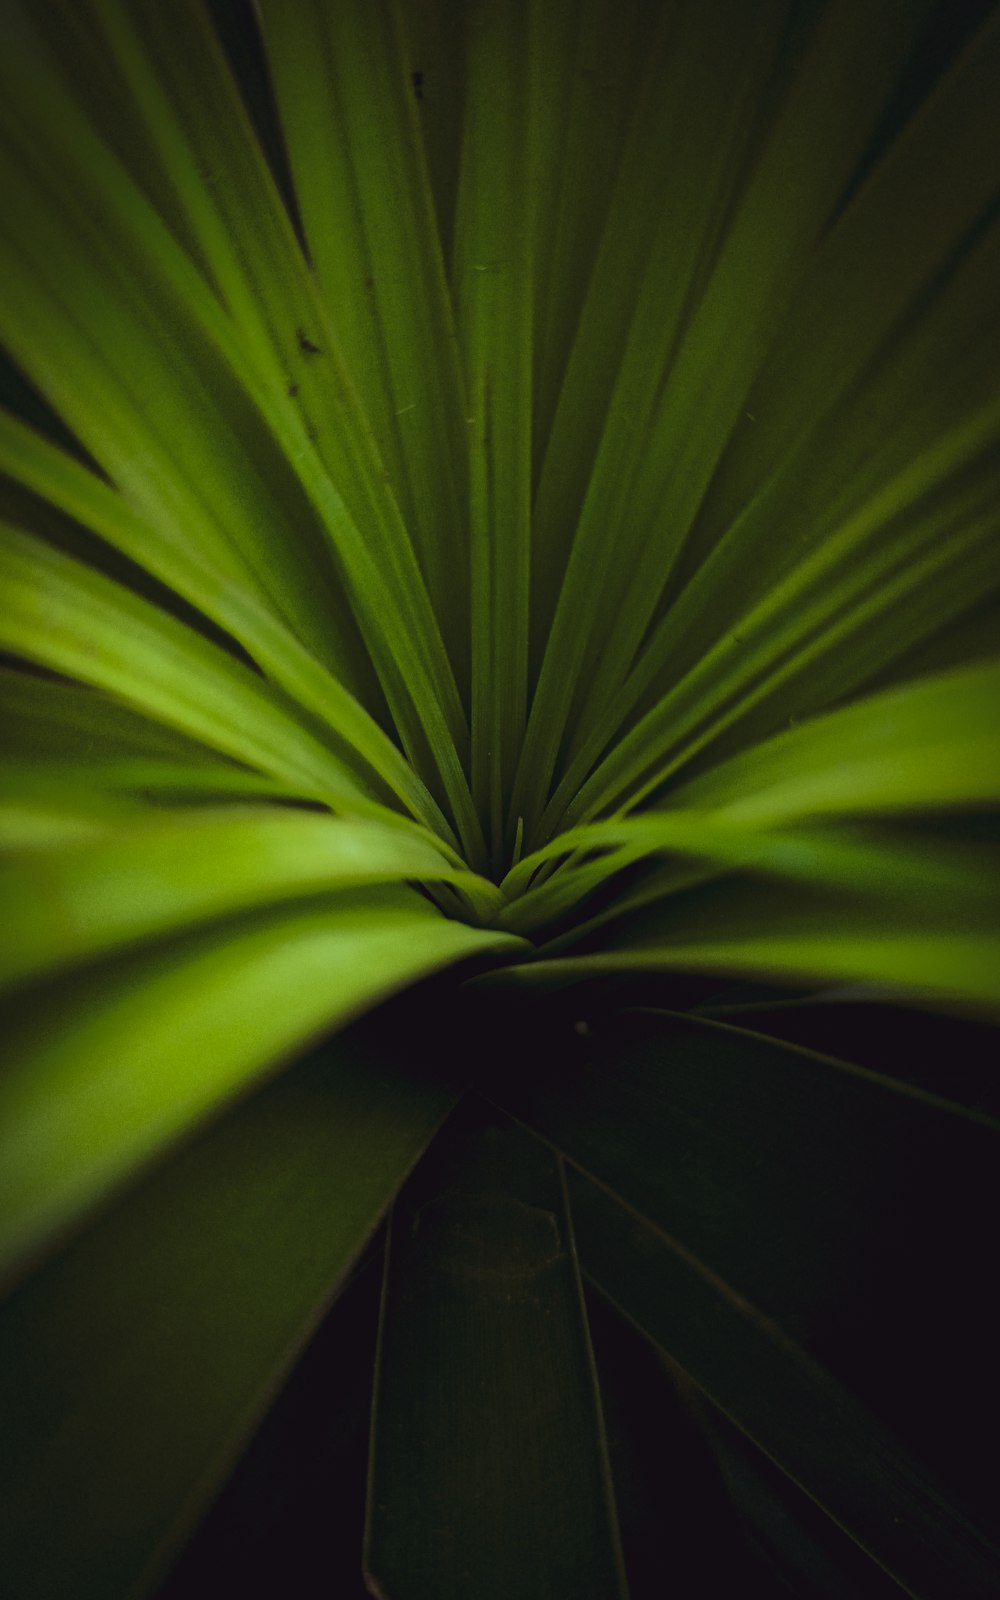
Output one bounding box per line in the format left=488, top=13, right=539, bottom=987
left=364, top=1101, right=627, bottom=1600
left=569, top=1170, right=999, bottom=1600
left=486, top=1008, right=1000, bottom=1598
left=0, top=1013, right=459, bottom=1600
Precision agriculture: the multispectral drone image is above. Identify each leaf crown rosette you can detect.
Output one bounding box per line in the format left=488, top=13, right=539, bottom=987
left=0, top=2, right=998, bottom=1597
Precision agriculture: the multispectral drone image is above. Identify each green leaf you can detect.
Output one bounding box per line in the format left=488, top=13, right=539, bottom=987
left=488, top=1008, right=1000, bottom=1329
left=364, top=1102, right=627, bottom=1600
left=665, top=657, right=1000, bottom=823
left=551, top=396, right=1000, bottom=832
left=515, top=0, right=792, bottom=828
left=486, top=1008, right=1000, bottom=1598
left=528, top=0, right=661, bottom=485
left=0, top=806, right=508, bottom=990
left=0, top=666, right=251, bottom=768
left=676, top=3, right=1000, bottom=620
left=0, top=4, right=346, bottom=671
left=395, top=0, right=467, bottom=267
left=500, top=815, right=998, bottom=940
left=570, top=1174, right=999, bottom=1600
left=500, top=874, right=1000, bottom=1015
left=557, top=0, right=936, bottom=739
left=0, top=886, right=523, bottom=1290
left=258, top=0, right=471, bottom=690
left=0, top=0, right=484, bottom=860
left=0, top=412, right=452, bottom=838
left=0, top=1013, right=459, bottom=1600
left=0, top=769, right=147, bottom=848
left=1, top=1, right=999, bottom=1591
left=0, top=668, right=340, bottom=821
left=518, top=0, right=932, bottom=836
left=589, top=351, right=1000, bottom=809
left=581, top=30, right=1000, bottom=777
left=0, top=522, right=387, bottom=817
left=453, top=0, right=535, bottom=861
left=496, top=660, right=1000, bottom=936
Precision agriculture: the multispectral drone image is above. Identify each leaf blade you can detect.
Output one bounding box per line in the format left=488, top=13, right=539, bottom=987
left=486, top=1007, right=1000, bottom=1598
left=0, top=1013, right=459, bottom=1600
left=364, top=1103, right=628, bottom=1600
left=0, top=887, right=523, bottom=1290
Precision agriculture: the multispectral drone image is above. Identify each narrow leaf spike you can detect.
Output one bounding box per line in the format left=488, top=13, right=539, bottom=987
left=454, top=0, right=535, bottom=868
left=365, top=1105, right=627, bottom=1600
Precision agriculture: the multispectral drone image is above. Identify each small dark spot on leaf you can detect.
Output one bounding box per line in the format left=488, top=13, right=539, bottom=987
left=296, top=328, right=322, bottom=356
left=286, top=383, right=299, bottom=398
left=411, top=69, right=424, bottom=102
left=365, top=275, right=374, bottom=289
left=306, top=422, right=318, bottom=443
left=579, top=64, right=612, bottom=90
